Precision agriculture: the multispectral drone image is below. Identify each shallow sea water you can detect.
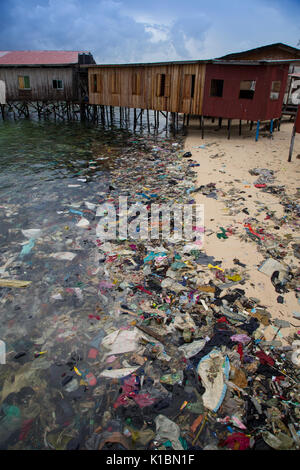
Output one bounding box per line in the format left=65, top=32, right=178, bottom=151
left=0, top=117, right=177, bottom=449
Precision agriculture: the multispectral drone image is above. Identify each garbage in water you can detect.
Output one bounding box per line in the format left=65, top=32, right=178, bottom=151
left=0, top=118, right=299, bottom=451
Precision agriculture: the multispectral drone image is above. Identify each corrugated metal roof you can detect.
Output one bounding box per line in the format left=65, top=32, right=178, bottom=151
left=83, top=58, right=300, bottom=68
left=0, top=50, right=89, bottom=65
left=218, top=42, right=300, bottom=60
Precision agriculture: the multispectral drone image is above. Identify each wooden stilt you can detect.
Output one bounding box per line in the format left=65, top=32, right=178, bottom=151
left=147, top=109, right=150, bottom=132
left=228, top=119, right=231, bottom=139
left=239, top=120, right=242, bottom=136
left=80, top=103, right=86, bottom=121
left=201, top=116, right=204, bottom=139
left=93, top=105, right=97, bottom=122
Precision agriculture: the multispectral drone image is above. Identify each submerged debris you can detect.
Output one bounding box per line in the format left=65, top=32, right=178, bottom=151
left=0, top=122, right=299, bottom=451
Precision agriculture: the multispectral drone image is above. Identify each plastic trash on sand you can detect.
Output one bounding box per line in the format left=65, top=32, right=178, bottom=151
left=178, top=339, right=207, bottom=358
left=154, top=415, right=184, bottom=450
left=197, top=350, right=230, bottom=412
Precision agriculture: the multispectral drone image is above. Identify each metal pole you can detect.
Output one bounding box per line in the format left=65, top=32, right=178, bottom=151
left=288, top=106, right=299, bottom=162
left=255, top=120, right=260, bottom=141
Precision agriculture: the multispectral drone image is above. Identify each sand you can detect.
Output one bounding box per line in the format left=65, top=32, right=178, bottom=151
left=184, top=118, right=300, bottom=344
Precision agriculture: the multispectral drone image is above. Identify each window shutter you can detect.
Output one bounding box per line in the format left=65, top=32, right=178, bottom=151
left=156, top=74, right=161, bottom=97
left=18, top=76, right=24, bottom=89
left=97, top=74, right=102, bottom=93
left=136, top=73, right=141, bottom=95
left=164, top=74, right=171, bottom=97
left=183, top=75, right=192, bottom=98
left=111, top=71, right=120, bottom=94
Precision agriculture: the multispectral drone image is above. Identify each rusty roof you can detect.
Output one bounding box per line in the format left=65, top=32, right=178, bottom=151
left=0, top=50, right=90, bottom=65
left=217, top=42, right=300, bottom=60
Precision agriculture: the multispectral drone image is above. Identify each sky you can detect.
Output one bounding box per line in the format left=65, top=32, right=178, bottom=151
left=0, top=0, right=299, bottom=64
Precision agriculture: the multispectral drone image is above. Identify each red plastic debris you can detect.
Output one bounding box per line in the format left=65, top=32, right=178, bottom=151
left=136, top=285, right=152, bottom=295
left=244, top=223, right=265, bottom=240
left=237, top=343, right=244, bottom=362
left=255, top=351, right=275, bottom=366
left=221, top=432, right=251, bottom=450
left=217, top=316, right=229, bottom=324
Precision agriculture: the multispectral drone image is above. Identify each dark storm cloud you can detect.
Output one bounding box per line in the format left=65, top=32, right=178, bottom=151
left=0, top=0, right=299, bottom=63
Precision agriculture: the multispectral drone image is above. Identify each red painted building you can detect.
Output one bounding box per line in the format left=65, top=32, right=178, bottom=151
left=202, top=62, right=289, bottom=121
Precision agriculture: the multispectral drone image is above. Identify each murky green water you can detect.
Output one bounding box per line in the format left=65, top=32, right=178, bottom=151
left=0, top=119, right=130, bottom=197
left=0, top=118, right=162, bottom=449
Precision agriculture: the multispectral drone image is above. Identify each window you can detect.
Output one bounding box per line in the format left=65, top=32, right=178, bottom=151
left=183, top=74, right=196, bottom=98
left=156, top=73, right=170, bottom=97
left=210, top=79, right=224, bottom=97
left=239, top=80, right=256, bottom=99
left=18, top=76, right=30, bottom=90
left=92, top=74, right=97, bottom=93
left=53, top=79, right=63, bottom=90
left=111, top=71, right=120, bottom=94
left=93, top=74, right=97, bottom=92
left=191, top=74, right=195, bottom=98
left=91, top=74, right=102, bottom=93
left=132, top=72, right=141, bottom=95
left=270, top=80, right=281, bottom=100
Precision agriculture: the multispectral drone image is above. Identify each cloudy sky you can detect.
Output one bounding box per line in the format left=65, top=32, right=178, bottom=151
left=0, top=0, right=299, bottom=63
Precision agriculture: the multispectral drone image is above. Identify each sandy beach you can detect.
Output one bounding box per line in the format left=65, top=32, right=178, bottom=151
left=184, top=118, right=300, bottom=345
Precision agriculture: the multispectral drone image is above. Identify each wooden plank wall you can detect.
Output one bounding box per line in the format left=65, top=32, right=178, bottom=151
left=88, top=63, right=206, bottom=114
left=0, top=67, right=76, bottom=101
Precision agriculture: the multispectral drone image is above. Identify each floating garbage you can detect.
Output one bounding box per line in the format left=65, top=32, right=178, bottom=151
left=0, top=119, right=299, bottom=452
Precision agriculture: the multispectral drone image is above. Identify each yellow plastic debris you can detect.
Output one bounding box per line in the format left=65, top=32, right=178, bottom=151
left=74, top=366, right=82, bottom=376
left=0, top=279, right=32, bottom=288
left=226, top=274, right=242, bottom=282
left=207, top=264, right=224, bottom=272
